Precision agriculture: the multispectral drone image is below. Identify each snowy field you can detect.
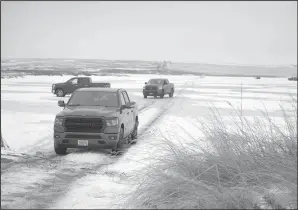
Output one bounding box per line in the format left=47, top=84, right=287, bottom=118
left=1, top=74, right=297, bottom=209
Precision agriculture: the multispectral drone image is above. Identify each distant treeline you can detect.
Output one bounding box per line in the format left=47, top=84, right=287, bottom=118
left=0, top=68, right=288, bottom=78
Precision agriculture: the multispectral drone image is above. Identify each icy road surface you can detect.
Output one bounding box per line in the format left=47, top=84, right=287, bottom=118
left=1, top=74, right=296, bottom=209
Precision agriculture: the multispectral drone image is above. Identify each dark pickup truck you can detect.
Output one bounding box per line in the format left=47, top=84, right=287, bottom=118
left=53, top=87, right=139, bottom=155
left=143, top=78, right=174, bottom=98
left=52, top=77, right=111, bottom=97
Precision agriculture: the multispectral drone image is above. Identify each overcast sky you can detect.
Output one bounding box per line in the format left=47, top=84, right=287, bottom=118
left=1, top=1, right=297, bottom=65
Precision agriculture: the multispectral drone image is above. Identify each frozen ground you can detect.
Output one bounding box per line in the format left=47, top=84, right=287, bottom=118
left=1, top=74, right=297, bottom=209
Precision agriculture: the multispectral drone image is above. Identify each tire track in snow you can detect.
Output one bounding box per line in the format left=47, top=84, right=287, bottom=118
left=1, top=154, right=113, bottom=209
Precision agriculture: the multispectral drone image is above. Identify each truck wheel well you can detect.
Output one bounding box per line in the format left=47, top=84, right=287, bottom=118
left=56, top=88, right=64, bottom=93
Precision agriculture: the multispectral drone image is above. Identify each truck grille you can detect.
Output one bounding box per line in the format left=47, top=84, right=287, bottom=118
left=64, top=118, right=105, bottom=133
left=65, top=134, right=102, bottom=139
left=146, top=86, right=157, bottom=90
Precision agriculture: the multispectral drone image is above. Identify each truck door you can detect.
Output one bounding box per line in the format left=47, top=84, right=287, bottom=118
left=68, top=78, right=79, bottom=93
left=119, top=92, right=129, bottom=138
left=122, top=91, right=134, bottom=135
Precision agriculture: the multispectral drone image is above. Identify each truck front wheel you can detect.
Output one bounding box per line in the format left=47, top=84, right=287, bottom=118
left=169, top=89, right=174, bottom=98
left=54, top=143, right=67, bottom=155
left=131, top=119, right=139, bottom=141
left=160, top=90, right=164, bottom=98
left=112, top=128, right=124, bottom=152
left=56, top=89, right=65, bottom=97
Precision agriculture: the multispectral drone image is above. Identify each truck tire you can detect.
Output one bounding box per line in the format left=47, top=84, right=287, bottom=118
left=131, top=118, right=139, bottom=140
left=169, top=89, right=174, bottom=98
left=160, top=90, right=164, bottom=98
left=54, top=143, right=67, bottom=155
left=112, top=128, right=124, bottom=152
left=143, top=94, right=147, bottom=98
left=56, top=89, right=65, bottom=97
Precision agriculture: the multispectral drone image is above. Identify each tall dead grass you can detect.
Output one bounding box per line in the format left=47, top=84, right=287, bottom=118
left=126, top=99, right=297, bottom=209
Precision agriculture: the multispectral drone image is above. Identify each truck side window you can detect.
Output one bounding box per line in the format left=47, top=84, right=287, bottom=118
left=123, top=91, right=130, bottom=103
left=78, top=78, right=88, bottom=85
left=164, top=80, right=168, bottom=85
left=120, top=92, right=126, bottom=105
left=71, top=79, right=78, bottom=85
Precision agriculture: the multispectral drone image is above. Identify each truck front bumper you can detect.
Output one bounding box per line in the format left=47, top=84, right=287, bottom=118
left=54, top=132, right=120, bottom=149
left=143, top=89, right=162, bottom=96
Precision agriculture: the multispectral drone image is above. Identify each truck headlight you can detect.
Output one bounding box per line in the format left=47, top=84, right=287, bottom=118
left=54, top=117, right=63, bottom=126
left=106, top=118, right=118, bottom=127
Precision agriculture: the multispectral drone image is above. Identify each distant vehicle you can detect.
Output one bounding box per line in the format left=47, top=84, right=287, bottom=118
left=52, top=77, right=111, bottom=97
left=255, top=76, right=261, bottom=79
left=143, top=78, right=174, bottom=98
left=288, top=77, right=297, bottom=81
left=53, top=88, right=139, bottom=155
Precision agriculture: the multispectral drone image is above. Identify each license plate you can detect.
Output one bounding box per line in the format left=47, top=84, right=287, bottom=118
left=78, top=140, right=88, bottom=146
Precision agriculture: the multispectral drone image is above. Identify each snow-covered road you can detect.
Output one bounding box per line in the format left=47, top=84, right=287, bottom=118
left=1, top=74, right=296, bottom=208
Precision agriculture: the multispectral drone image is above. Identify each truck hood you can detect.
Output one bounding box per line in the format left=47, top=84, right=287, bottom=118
left=145, top=84, right=162, bottom=88
left=56, top=106, right=119, bottom=118
left=53, top=82, right=64, bottom=87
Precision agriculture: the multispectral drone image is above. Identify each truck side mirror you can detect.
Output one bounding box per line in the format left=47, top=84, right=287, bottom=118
left=58, top=100, right=65, bottom=107
left=123, top=101, right=135, bottom=109
left=120, top=104, right=127, bottom=110
left=127, top=101, right=136, bottom=108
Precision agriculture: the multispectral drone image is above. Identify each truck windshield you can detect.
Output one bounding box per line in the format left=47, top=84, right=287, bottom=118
left=67, top=91, right=119, bottom=107
left=148, top=79, right=164, bottom=85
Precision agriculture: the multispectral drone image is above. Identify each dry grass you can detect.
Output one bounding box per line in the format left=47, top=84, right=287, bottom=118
left=1, top=132, right=10, bottom=149
left=126, top=99, right=297, bottom=209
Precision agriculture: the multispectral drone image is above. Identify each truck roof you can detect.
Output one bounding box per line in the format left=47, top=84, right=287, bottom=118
left=76, top=87, right=122, bottom=92
left=149, top=78, right=168, bottom=80
left=71, top=77, right=90, bottom=79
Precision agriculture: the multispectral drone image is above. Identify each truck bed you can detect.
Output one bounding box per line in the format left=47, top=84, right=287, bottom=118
left=90, top=82, right=111, bottom=88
